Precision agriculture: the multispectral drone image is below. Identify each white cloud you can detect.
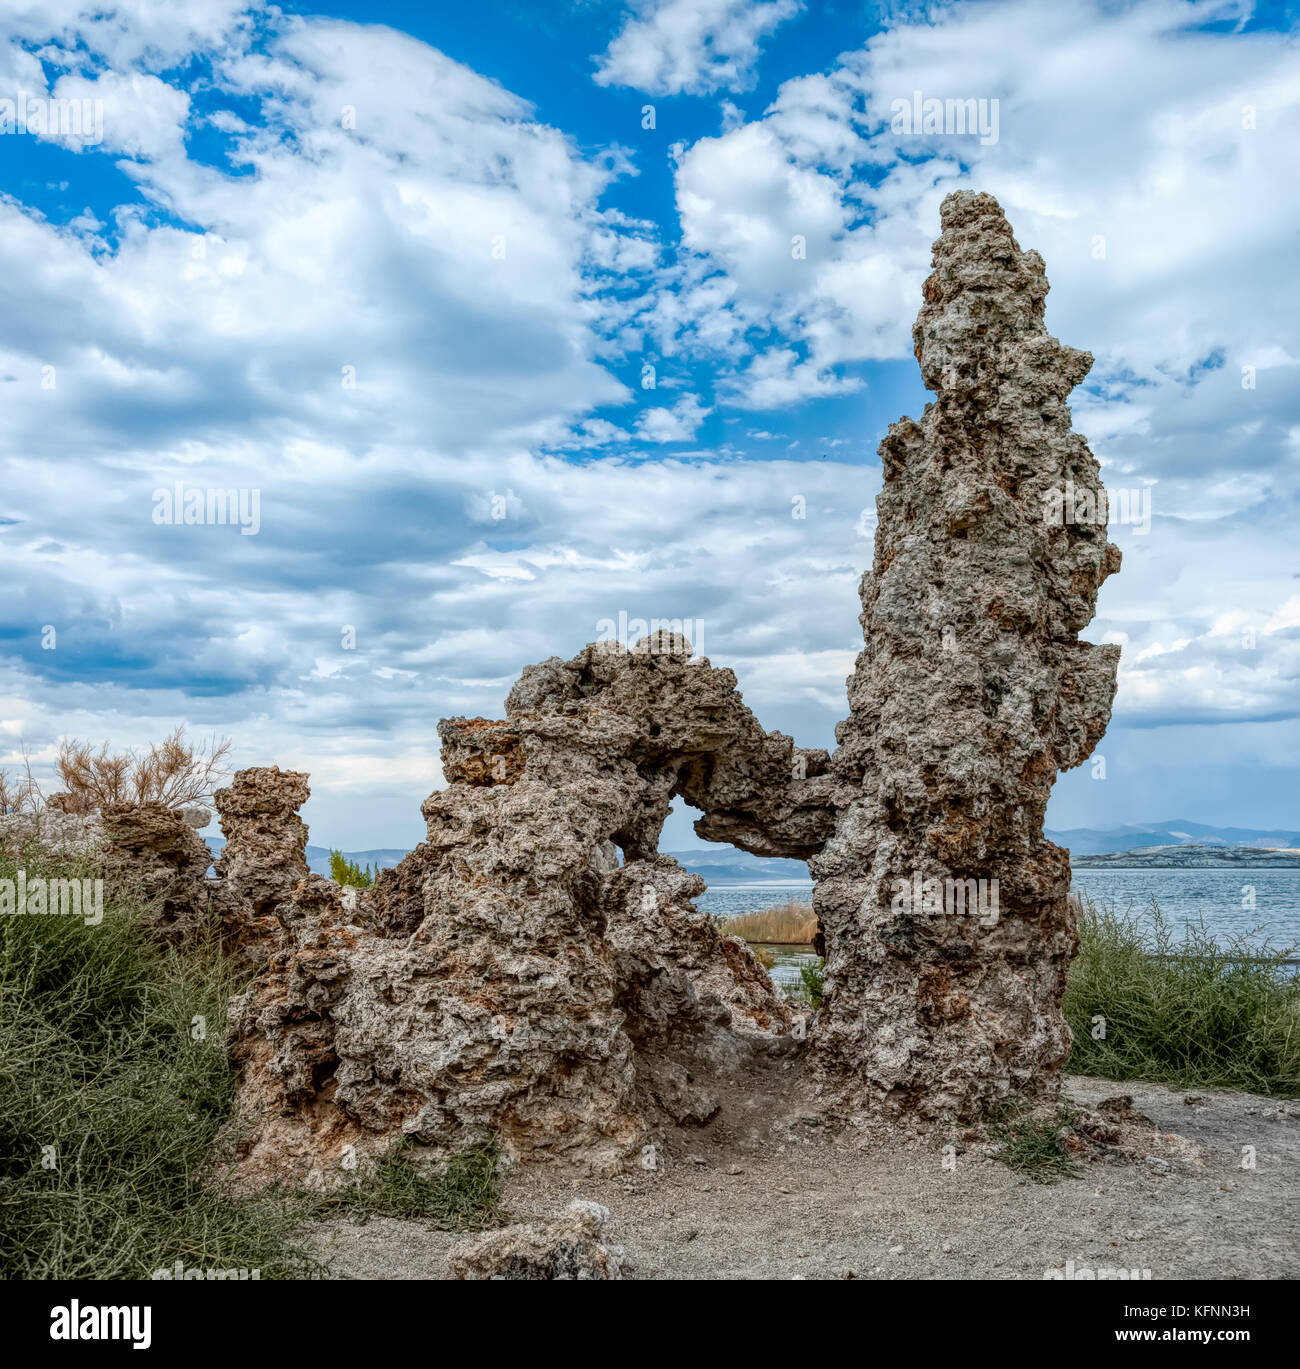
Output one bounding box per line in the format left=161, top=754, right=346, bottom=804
left=634, top=391, right=710, bottom=441
left=2, top=0, right=1298, bottom=844
left=594, top=0, right=800, bottom=96
left=50, top=69, right=190, bottom=158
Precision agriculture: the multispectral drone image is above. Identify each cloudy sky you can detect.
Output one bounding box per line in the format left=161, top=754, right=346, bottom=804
left=0, top=0, right=1297, bottom=850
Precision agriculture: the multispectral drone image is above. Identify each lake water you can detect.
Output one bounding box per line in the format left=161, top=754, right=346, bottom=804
left=698, top=869, right=1300, bottom=955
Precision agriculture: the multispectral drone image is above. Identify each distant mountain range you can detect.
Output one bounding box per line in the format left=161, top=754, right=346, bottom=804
left=204, top=836, right=409, bottom=878
left=1043, top=819, right=1300, bottom=855
left=1073, top=845, right=1300, bottom=868
left=205, top=818, right=1300, bottom=883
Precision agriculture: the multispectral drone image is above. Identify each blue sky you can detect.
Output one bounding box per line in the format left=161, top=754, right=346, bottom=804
left=0, top=0, right=1297, bottom=849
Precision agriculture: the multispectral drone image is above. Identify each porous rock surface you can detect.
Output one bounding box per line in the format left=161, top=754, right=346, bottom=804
left=222, top=639, right=817, bottom=1190
left=0, top=806, right=104, bottom=858
left=447, top=1199, right=624, bottom=1280
left=212, top=766, right=310, bottom=916
left=809, top=190, right=1120, bottom=1123
left=0, top=800, right=214, bottom=939
left=98, top=801, right=214, bottom=938
left=222, top=190, right=1121, bottom=1183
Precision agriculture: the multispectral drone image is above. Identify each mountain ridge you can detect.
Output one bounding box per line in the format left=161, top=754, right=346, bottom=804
left=203, top=819, right=1300, bottom=884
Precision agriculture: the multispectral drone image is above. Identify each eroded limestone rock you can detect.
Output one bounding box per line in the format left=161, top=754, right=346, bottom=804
left=99, top=802, right=213, bottom=938
left=447, top=1200, right=624, bottom=1280
left=213, top=766, right=310, bottom=914
left=0, top=807, right=104, bottom=858
left=221, top=190, right=1120, bottom=1181
left=212, top=766, right=311, bottom=961
left=0, top=801, right=212, bottom=939
left=222, top=638, right=818, bottom=1190
left=808, top=190, right=1120, bottom=1123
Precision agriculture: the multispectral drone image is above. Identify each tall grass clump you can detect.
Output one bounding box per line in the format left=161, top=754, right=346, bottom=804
left=0, top=843, right=311, bottom=1278
left=718, top=901, right=818, bottom=945
left=1064, top=896, right=1300, bottom=1097
left=306, top=1139, right=501, bottom=1230
left=986, top=1102, right=1082, bottom=1184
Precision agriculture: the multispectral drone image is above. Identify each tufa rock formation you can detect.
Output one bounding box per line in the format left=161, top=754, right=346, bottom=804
left=0, top=800, right=213, bottom=940
left=809, top=190, right=1120, bottom=1123
left=98, top=802, right=214, bottom=939
left=211, top=766, right=311, bottom=963
left=211, top=189, right=1120, bottom=1183
left=0, top=806, right=105, bottom=858
left=447, top=1199, right=624, bottom=1280
left=212, top=766, right=310, bottom=917
left=222, top=639, right=816, bottom=1190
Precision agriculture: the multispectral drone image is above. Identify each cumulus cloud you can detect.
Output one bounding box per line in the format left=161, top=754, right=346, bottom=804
left=594, top=0, right=800, bottom=96
left=634, top=391, right=710, bottom=441
left=2, top=0, right=1297, bottom=843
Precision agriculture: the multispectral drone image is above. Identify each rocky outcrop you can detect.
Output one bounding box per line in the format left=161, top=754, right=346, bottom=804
left=0, top=800, right=214, bottom=938
left=221, top=190, right=1121, bottom=1181
left=808, top=190, right=1120, bottom=1123
left=0, top=807, right=104, bottom=858
left=212, top=767, right=310, bottom=915
left=222, top=638, right=819, bottom=1190
left=98, top=802, right=213, bottom=938
left=212, top=766, right=311, bottom=962
left=447, top=1200, right=624, bottom=1280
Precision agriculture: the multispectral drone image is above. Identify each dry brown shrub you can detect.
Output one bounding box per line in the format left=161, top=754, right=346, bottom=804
left=54, top=727, right=232, bottom=813
left=716, top=900, right=818, bottom=946
left=0, top=747, right=44, bottom=815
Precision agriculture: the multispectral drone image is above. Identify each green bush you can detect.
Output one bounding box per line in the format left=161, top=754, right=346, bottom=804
left=329, top=849, right=373, bottom=888
left=799, top=958, right=825, bottom=1008
left=1064, top=897, right=1300, bottom=1097
left=0, top=843, right=503, bottom=1278
left=306, top=1140, right=501, bottom=1230
left=783, top=956, right=824, bottom=1008
left=986, top=1102, right=1082, bottom=1184
left=0, top=844, right=312, bottom=1278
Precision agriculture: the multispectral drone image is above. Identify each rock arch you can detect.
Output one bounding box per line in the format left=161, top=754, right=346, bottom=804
left=221, top=190, right=1119, bottom=1189
left=223, top=636, right=835, bottom=1188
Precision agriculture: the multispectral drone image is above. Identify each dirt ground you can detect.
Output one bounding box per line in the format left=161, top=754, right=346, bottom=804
left=310, top=1076, right=1298, bottom=1280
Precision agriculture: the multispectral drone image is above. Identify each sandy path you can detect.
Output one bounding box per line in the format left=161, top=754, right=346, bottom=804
left=310, top=1077, right=1298, bottom=1280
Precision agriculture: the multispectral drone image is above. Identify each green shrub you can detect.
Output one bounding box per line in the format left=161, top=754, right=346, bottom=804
left=1064, top=897, right=1300, bottom=1097
left=0, top=844, right=312, bottom=1279
left=986, top=1102, right=1081, bottom=1183
left=306, top=1140, right=501, bottom=1230
left=799, top=958, right=825, bottom=1008
left=329, top=849, right=374, bottom=888
left=783, top=956, right=824, bottom=1008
